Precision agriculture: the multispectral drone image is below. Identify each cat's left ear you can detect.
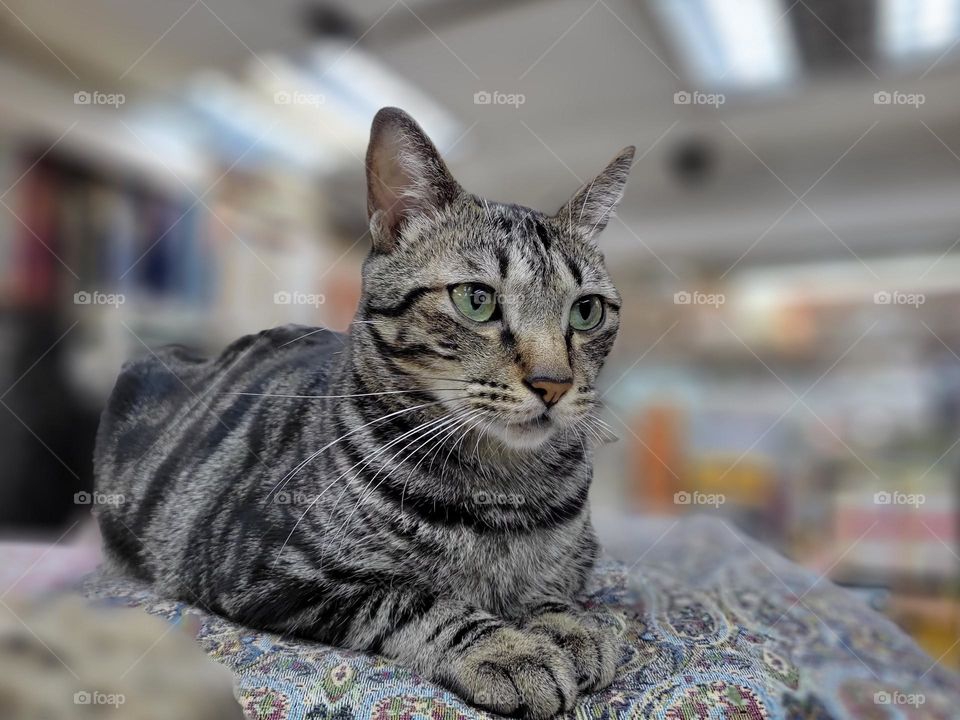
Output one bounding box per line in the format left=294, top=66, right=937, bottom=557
left=555, top=146, right=635, bottom=242
left=366, top=107, right=462, bottom=252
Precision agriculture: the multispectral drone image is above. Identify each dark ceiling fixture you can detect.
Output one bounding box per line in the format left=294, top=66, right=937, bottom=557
left=669, top=137, right=716, bottom=187
left=301, top=3, right=359, bottom=41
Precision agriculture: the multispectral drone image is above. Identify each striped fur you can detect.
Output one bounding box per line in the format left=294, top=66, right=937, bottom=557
left=94, top=108, right=634, bottom=719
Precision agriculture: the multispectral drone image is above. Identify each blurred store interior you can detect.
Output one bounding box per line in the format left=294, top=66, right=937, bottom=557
left=1, top=0, right=960, bottom=665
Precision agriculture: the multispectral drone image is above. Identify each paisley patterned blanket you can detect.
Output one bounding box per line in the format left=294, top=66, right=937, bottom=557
left=81, top=517, right=959, bottom=719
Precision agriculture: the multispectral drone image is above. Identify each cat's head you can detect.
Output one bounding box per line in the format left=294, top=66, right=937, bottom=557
left=357, top=107, right=633, bottom=451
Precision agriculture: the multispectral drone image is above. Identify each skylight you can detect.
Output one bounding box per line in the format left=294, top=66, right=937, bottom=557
left=652, top=0, right=799, bottom=89
left=880, top=0, right=960, bottom=58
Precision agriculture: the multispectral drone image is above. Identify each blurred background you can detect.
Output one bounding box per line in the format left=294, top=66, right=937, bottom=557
left=0, top=0, right=958, bottom=668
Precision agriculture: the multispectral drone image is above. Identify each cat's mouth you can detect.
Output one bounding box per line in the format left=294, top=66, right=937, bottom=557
left=510, top=413, right=551, bottom=430
left=485, top=409, right=571, bottom=450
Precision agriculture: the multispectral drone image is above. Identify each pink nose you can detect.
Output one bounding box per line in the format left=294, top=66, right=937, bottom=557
left=526, top=377, right=573, bottom=407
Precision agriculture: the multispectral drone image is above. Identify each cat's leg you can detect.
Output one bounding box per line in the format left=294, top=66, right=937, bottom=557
left=518, top=599, right=619, bottom=693
left=354, top=593, right=579, bottom=719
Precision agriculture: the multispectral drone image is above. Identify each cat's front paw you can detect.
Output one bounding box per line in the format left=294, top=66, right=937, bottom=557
left=525, top=612, right=619, bottom=693
left=447, top=626, right=577, bottom=719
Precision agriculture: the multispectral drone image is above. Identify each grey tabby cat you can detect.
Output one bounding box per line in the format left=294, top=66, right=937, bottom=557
left=94, top=107, right=634, bottom=719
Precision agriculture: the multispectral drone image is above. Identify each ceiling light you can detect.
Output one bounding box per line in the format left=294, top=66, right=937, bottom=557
left=652, top=0, right=800, bottom=89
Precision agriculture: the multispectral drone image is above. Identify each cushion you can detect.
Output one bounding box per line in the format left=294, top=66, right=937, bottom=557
left=81, top=516, right=959, bottom=719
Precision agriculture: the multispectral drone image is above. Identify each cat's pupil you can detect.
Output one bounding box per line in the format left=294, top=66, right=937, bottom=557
left=577, top=300, right=590, bottom=319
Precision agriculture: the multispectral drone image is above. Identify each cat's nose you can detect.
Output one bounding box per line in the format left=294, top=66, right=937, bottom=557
left=524, top=376, right=573, bottom=407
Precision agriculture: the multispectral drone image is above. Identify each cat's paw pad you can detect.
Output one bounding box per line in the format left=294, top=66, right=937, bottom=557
left=450, top=627, right=577, bottom=719
left=525, top=612, right=619, bottom=693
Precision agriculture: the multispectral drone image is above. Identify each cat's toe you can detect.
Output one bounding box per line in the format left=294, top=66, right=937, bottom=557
left=525, top=612, right=619, bottom=693
left=448, top=626, right=577, bottom=719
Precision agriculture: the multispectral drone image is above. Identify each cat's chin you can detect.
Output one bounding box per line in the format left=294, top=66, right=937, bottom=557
left=486, top=417, right=557, bottom=450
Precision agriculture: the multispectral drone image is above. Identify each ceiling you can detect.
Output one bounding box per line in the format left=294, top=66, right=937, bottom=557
left=3, top=0, right=960, bottom=271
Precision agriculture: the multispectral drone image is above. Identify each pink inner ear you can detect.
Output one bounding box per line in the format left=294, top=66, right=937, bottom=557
left=370, top=134, right=417, bottom=236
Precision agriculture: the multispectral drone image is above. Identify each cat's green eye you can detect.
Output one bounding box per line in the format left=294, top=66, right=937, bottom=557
left=450, top=283, right=498, bottom=322
left=569, top=295, right=604, bottom=331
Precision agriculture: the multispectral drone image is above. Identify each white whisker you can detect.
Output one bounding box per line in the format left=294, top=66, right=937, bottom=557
left=274, top=403, right=471, bottom=566
left=329, top=408, right=480, bottom=560
left=268, top=396, right=468, bottom=500
left=229, top=389, right=460, bottom=400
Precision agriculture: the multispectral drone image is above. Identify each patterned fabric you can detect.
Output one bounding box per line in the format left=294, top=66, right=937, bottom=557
left=81, top=517, right=960, bottom=719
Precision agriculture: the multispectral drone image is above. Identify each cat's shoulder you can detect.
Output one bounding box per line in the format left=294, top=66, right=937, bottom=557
left=215, top=324, right=345, bottom=365
left=105, top=325, right=344, bottom=416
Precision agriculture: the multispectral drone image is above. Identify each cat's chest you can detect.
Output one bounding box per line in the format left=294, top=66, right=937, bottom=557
left=433, top=527, right=583, bottom=613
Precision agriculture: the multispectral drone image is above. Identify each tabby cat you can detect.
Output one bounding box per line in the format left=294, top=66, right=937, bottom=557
left=94, top=107, right=635, bottom=719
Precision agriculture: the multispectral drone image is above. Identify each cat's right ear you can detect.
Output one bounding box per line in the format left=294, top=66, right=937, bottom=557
left=366, top=107, right=461, bottom=253
left=555, top=146, right=635, bottom=242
